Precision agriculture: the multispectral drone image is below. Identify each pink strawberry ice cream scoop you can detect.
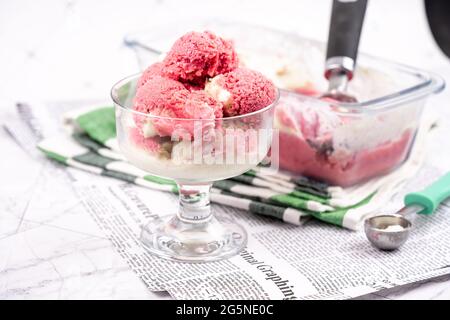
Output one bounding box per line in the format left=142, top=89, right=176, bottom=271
left=133, top=76, right=221, bottom=137
left=205, top=67, right=277, bottom=117
left=133, top=76, right=189, bottom=116
left=137, top=61, right=203, bottom=91
left=137, top=62, right=164, bottom=89
left=162, top=31, right=238, bottom=86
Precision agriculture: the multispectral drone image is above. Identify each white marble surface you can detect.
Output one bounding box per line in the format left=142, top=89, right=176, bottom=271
left=1, top=0, right=450, bottom=299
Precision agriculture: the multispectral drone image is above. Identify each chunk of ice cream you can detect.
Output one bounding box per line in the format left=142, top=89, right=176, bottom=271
left=163, top=31, right=238, bottom=86
left=205, top=68, right=277, bottom=116
left=133, top=76, right=189, bottom=117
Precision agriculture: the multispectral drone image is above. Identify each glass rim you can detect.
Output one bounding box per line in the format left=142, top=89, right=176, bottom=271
left=111, top=72, right=280, bottom=121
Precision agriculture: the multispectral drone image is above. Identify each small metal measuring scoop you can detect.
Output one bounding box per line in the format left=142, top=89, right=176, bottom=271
left=365, top=172, right=450, bottom=250
left=322, top=0, right=368, bottom=103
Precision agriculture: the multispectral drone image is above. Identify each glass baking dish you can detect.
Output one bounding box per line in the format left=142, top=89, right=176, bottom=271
left=125, top=20, right=445, bottom=186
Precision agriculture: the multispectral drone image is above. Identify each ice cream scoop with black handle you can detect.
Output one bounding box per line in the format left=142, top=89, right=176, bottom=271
left=322, top=0, right=368, bottom=103
left=311, top=0, right=368, bottom=159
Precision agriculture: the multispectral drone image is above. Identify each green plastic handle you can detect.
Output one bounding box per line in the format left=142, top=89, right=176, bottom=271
left=404, top=172, right=450, bottom=215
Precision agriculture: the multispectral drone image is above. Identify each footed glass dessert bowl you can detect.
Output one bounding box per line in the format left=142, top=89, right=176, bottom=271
left=112, top=74, right=278, bottom=262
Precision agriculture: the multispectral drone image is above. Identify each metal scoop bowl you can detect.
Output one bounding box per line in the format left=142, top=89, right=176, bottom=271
left=321, top=0, right=367, bottom=104
left=321, top=68, right=359, bottom=103
left=365, top=214, right=412, bottom=251
left=364, top=172, right=450, bottom=251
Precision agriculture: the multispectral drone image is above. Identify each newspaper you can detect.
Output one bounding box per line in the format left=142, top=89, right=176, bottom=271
left=72, top=164, right=450, bottom=300
left=6, top=101, right=450, bottom=300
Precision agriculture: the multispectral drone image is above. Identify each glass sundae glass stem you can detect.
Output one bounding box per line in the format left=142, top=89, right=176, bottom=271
left=177, top=183, right=213, bottom=223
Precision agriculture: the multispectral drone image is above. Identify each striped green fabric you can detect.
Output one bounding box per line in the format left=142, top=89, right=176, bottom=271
left=38, top=147, right=68, bottom=163
left=144, top=175, right=177, bottom=186
left=76, top=106, right=116, bottom=144
left=102, top=170, right=137, bottom=183
left=212, top=180, right=236, bottom=192
left=244, top=170, right=330, bottom=198
left=249, top=202, right=286, bottom=220
left=213, top=179, right=334, bottom=212
left=72, top=132, right=104, bottom=152
left=231, top=175, right=328, bottom=203
left=74, top=151, right=115, bottom=168
left=311, top=194, right=374, bottom=226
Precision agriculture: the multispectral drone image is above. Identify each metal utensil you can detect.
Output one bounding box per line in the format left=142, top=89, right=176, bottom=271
left=123, top=37, right=162, bottom=55
left=322, top=0, right=368, bottom=103
left=365, top=172, right=450, bottom=250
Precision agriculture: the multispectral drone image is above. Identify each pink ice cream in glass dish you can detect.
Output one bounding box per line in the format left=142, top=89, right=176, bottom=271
left=112, top=31, right=278, bottom=262
left=275, top=90, right=415, bottom=187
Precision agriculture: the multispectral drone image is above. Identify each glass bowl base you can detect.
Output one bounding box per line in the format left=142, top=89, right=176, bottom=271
left=140, top=215, right=247, bottom=263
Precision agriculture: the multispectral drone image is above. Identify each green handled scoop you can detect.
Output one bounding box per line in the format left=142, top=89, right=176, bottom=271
left=365, top=172, right=450, bottom=250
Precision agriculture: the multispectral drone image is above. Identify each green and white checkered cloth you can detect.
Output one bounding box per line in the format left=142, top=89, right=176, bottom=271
left=37, top=105, right=432, bottom=229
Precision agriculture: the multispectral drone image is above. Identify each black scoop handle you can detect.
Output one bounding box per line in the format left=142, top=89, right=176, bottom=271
left=326, top=0, right=368, bottom=65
